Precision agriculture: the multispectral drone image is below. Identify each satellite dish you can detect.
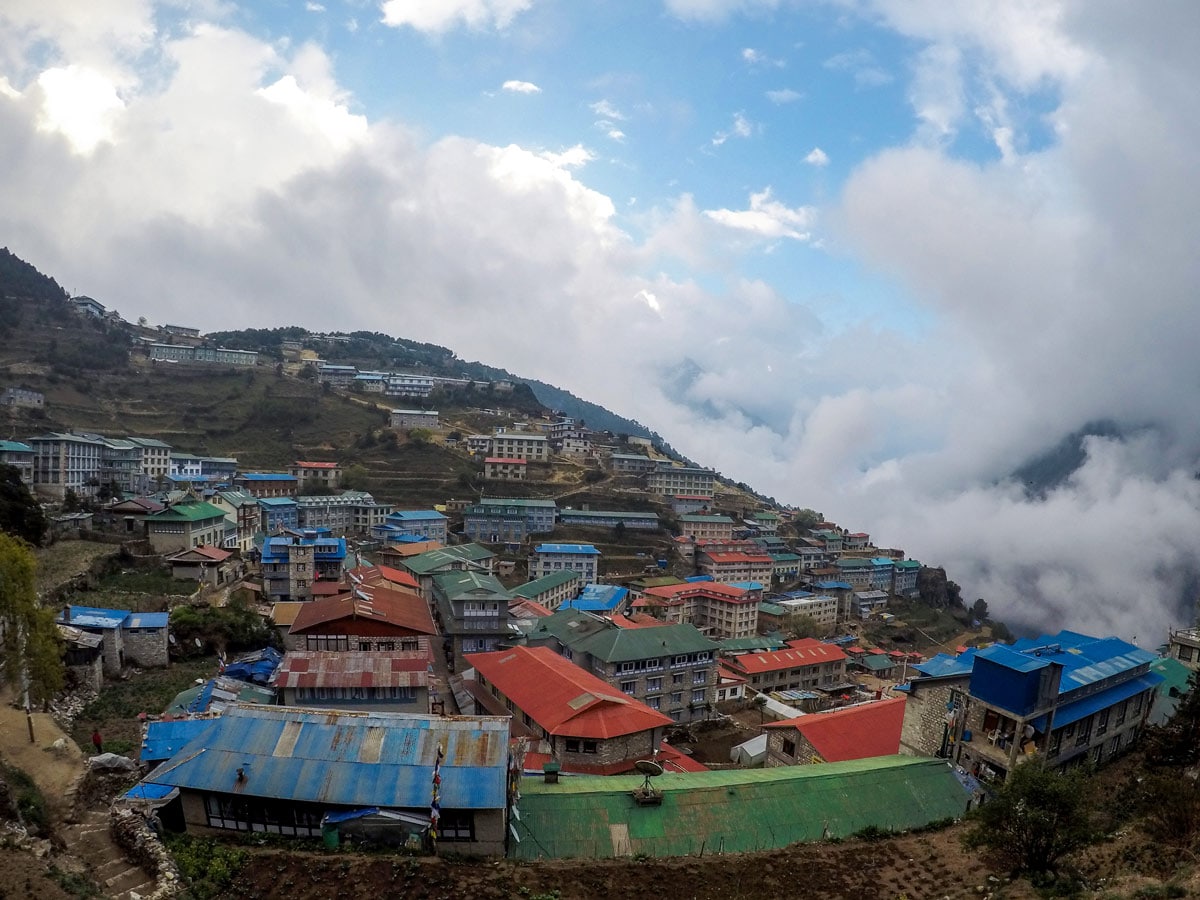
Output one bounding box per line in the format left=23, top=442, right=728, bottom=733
left=634, top=759, right=663, bottom=778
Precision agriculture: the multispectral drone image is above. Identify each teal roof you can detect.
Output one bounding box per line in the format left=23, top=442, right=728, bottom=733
left=473, top=497, right=556, bottom=509
left=0, top=440, right=32, bottom=452
left=679, top=514, right=734, bottom=524
left=510, top=756, right=967, bottom=859
left=403, top=543, right=495, bottom=575
left=574, top=622, right=717, bottom=662
left=759, top=602, right=789, bottom=616
left=512, top=571, right=582, bottom=599
left=432, top=569, right=511, bottom=600
left=720, top=636, right=786, bottom=652
left=149, top=500, right=225, bottom=522
left=1148, top=656, right=1191, bottom=727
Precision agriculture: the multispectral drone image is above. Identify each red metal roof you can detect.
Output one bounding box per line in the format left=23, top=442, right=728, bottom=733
left=763, top=697, right=906, bottom=762
left=484, top=457, right=527, bottom=465
left=290, top=583, right=437, bottom=636
left=467, top=646, right=671, bottom=740
left=508, top=598, right=554, bottom=619
left=348, top=564, right=421, bottom=591
left=273, top=648, right=432, bottom=689
left=294, top=461, right=339, bottom=468
left=725, top=639, right=848, bottom=675
left=609, top=613, right=666, bottom=629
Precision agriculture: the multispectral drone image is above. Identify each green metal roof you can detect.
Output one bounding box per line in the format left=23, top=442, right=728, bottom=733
left=511, top=571, right=582, bottom=599
left=149, top=500, right=225, bottom=522
left=575, top=622, right=717, bottom=662
left=403, top=543, right=495, bottom=574
left=471, top=497, right=557, bottom=509
left=719, top=636, right=785, bottom=652
left=679, top=514, right=734, bottom=524
left=759, top=602, right=789, bottom=616
left=432, top=569, right=511, bottom=600
left=510, top=756, right=967, bottom=859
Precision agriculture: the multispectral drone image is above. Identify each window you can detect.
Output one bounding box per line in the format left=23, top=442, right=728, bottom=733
left=620, top=680, right=637, bottom=695
left=1179, top=645, right=1195, bottom=662
left=782, top=738, right=797, bottom=758
left=437, top=810, right=475, bottom=842
left=582, top=740, right=598, bottom=754
left=694, top=670, right=708, bottom=685
left=646, top=677, right=662, bottom=692
left=565, top=738, right=581, bottom=753
left=646, top=696, right=661, bottom=710
left=672, top=673, right=684, bottom=685
left=671, top=692, right=683, bottom=705
left=1096, top=708, right=1110, bottom=736
left=691, top=689, right=706, bottom=704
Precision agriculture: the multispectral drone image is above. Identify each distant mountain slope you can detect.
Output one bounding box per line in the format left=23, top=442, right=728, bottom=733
left=206, top=327, right=667, bottom=447
left=1008, top=420, right=1127, bottom=496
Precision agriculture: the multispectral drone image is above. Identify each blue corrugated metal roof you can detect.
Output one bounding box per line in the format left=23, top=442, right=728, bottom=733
left=535, top=543, right=600, bottom=554
left=141, top=719, right=215, bottom=762
left=913, top=650, right=978, bottom=678
left=145, top=706, right=510, bottom=810
left=1032, top=672, right=1163, bottom=731
left=981, top=631, right=1157, bottom=692
left=814, top=580, right=853, bottom=590
left=58, top=605, right=128, bottom=630
left=728, top=581, right=764, bottom=591
left=388, top=510, right=446, bottom=521
left=561, top=584, right=627, bottom=613
left=125, top=612, right=169, bottom=629
left=125, top=782, right=178, bottom=801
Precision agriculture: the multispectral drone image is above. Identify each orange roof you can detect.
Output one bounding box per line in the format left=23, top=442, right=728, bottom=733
left=467, top=646, right=671, bottom=739
left=508, top=598, right=554, bottom=619
left=294, top=461, right=339, bottom=469
left=290, top=583, right=437, bottom=636
left=701, top=551, right=772, bottom=564
left=609, top=613, right=666, bottom=629
left=270, top=601, right=306, bottom=627
left=348, top=564, right=421, bottom=592
left=381, top=540, right=444, bottom=558
left=521, top=740, right=708, bottom=776
left=725, top=638, right=848, bottom=675
left=763, top=697, right=905, bottom=762
left=643, top=582, right=748, bottom=601
left=484, top=457, right=527, bottom=465
left=717, top=663, right=748, bottom=684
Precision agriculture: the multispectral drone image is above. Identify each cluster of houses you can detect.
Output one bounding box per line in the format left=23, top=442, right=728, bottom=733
left=81, top=483, right=1187, bottom=861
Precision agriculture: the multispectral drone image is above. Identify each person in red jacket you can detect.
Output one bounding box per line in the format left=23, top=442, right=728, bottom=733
left=91, top=728, right=103, bottom=754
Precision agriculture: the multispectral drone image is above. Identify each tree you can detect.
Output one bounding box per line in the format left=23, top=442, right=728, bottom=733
left=963, top=761, right=1096, bottom=875
left=0, top=533, right=64, bottom=706
left=612, top=521, right=627, bottom=541
left=1145, top=667, right=1200, bottom=768
left=407, top=428, right=433, bottom=445
left=791, top=508, right=822, bottom=531
left=780, top=612, right=820, bottom=640
left=971, top=598, right=989, bottom=622
left=62, top=488, right=81, bottom=514
left=340, top=464, right=369, bottom=492
left=0, top=465, right=46, bottom=546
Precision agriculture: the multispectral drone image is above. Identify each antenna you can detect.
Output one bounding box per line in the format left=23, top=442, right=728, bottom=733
left=632, top=759, right=664, bottom=806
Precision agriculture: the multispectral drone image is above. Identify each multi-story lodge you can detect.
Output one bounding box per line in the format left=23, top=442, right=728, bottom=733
left=646, top=463, right=716, bottom=499
left=483, top=457, right=527, bottom=480
left=637, top=582, right=761, bottom=640
left=528, top=544, right=600, bottom=584
left=296, top=491, right=390, bottom=535
left=390, top=409, right=440, bottom=430
left=901, top=630, right=1162, bottom=783
left=608, top=453, right=656, bottom=474
left=490, top=432, right=549, bottom=462
left=28, top=431, right=104, bottom=499
left=260, top=531, right=347, bottom=601
left=722, top=639, right=849, bottom=693
left=234, top=472, right=298, bottom=498
left=431, top=570, right=512, bottom=668
left=372, top=509, right=448, bottom=544
left=695, top=548, right=774, bottom=585
left=0, top=441, right=34, bottom=487
left=556, top=509, right=661, bottom=531
left=465, top=645, right=673, bottom=775
left=528, top=610, right=719, bottom=722
left=290, top=461, right=342, bottom=491
left=145, top=500, right=227, bottom=553
left=463, top=498, right=556, bottom=544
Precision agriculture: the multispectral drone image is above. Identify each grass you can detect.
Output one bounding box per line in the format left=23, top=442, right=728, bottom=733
left=71, top=656, right=218, bottom=750
left=94, top=569, right=196, bottom=596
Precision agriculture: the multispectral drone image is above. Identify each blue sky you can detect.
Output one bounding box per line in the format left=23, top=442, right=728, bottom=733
left=3, top=0, right=1200, bottom=643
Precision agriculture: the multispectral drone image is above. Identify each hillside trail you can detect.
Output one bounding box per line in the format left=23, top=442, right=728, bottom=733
left=0, top=686, right=156, bottom=899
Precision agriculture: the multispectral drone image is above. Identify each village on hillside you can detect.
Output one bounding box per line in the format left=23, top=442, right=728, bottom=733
left=3, top=296, right=1200, bottom=898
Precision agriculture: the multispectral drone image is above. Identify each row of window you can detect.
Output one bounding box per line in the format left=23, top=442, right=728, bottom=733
left=294, top=686, right=417, bottom=702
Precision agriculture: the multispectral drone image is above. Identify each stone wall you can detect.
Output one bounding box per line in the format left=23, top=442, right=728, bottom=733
left=898, top=676, right=969, bottom=758
left=110, top=805, right=184, bottom=899
left=122, top=629, right=169, bottom=668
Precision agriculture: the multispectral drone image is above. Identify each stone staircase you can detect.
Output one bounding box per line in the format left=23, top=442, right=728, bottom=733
left=60, top=808, right=157, bottom=900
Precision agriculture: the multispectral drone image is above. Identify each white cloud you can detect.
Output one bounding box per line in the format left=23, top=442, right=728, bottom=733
left=379, top=0, right=533, bottom=33
left=704, top=188, right=814, bottom=240
left=823, top=49, right=894, bottom=88
left=34, top=65, right=125, bottom=153
left=742, top=47, right=783, bottom=67
left=589, top=99, right=626, bottom=121
left=502, top=80, right=541, bottom=94
left=804, top=147, right=829, bottom=166
left=663, top=0, right=781, bottom=21
left=305, top=2, right=325, bottom=11
left=711, top=111, right=754, bottom=146
left=607, top=128, right=626, bottom=142
left=765, top=88, right=801, bottom=104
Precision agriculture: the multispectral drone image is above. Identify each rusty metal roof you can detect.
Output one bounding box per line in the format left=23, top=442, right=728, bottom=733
left=273, top=649, right=432, bottom=689
left=142, top=705, right=510, bottom=810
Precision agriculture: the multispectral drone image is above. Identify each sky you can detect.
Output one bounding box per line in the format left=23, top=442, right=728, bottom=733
left=3, top=0, right=1200, bottom=645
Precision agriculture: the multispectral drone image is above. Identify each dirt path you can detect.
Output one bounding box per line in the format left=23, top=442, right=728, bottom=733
left=0, top=687, right=85, bottom=823
left=59, top=809, right=157, bottom=900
